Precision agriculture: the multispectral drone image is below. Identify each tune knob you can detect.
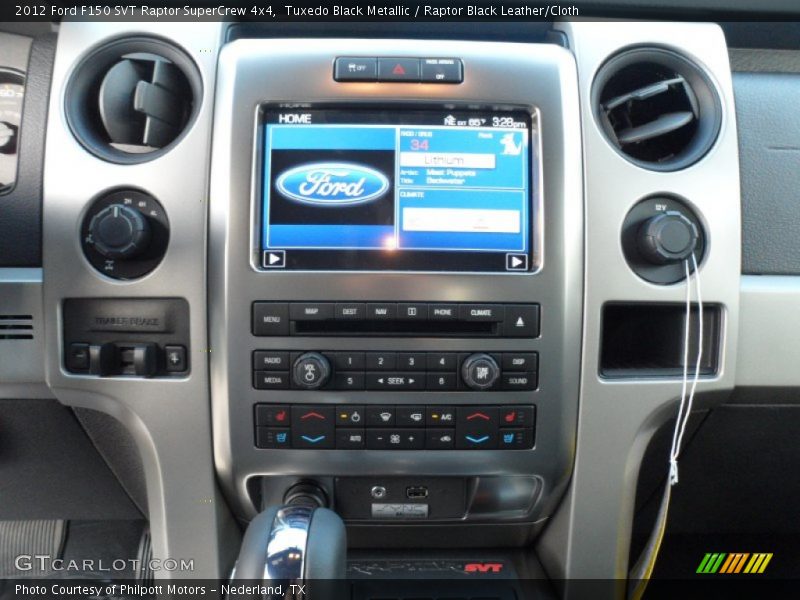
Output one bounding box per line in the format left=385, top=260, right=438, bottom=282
left=637, top=211, right=699, bottom=265
left=461, top=353, right=500, bottom=391
left=292, top=352, right=332, bottom=390
left=88, top=203, right=151, bottom=259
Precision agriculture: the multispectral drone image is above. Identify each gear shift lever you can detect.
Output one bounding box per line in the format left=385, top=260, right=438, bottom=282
left=232, top=488, right=346, bottom=598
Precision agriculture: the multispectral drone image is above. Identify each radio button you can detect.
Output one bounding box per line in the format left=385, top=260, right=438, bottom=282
left=397, top=303, right=428, bottom=320
left=253, top=370, right=290, bottom=390
left=501, top=372, right=538, bottom=391
left=366, top=372, right=425, bottom=391
left=426, top=429, right=456, bottom=449
left=503, top=304, right=540, bottom=337
left=253, top=351, right=290, bottom=371
left=366, top=352, right=397, bottom=370
left=334, top=372, right=365, bottom=391
left=335, top=303, right=366, bottom=320
left=252, top=302, right=289, bottom=336
left=426, top=407, right=456, bottom=427
left=396, top=406, right=426, bottom=427
left=290, top=302, right=334, bottom=321
left=367, top=303, right=397, bottom=320
left=336, top=429, right=366, bottom=449
left=501, top=352, right=538, bottom=372
left=427, top=352, right=457, bottom=371
left=366, top=406, right=396, bottom=427
left=429, top=304, right=458, bottom=320
left=398, top=352, right=426, bottom=371
left=334, top=57, right=377, bottom=82
left=332, top=352, right=365, bottom=370
left=426, top=372, right=457, bottom=390
left=459, top=304, right=504, bottom=322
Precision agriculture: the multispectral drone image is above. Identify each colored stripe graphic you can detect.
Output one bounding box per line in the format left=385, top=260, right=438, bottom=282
left=744, top=553, right=774, bottom=574
left=698, top=552, right=773, bottom=574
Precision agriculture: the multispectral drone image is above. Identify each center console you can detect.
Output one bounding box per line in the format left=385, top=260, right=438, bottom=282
left=209, top=39, right=582, bottom=536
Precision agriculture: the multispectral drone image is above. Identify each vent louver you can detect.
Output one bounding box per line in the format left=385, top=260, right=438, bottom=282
left=0, top=315, right=33, bottom=340
left=66, top=38, right=201, bottom=164
left=593, top=48, right=721, bottom=171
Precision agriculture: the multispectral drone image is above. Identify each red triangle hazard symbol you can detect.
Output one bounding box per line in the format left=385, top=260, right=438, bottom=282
left=392, top=64, right=406, bottom=75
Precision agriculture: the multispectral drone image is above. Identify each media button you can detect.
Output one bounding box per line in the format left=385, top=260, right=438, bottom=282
left=367, top=303, right=397, bottom=320
left=335, top=303, right=366, bottom=320
left=290, top=302, right=334, bottom=321
left=366, top=406, right=396, bottom=427
left=459, top=304, right=504, bottom=322
left=505, top=253, right=528, bottom=271
left=263, top=250, right=286, bottom=268
left=252, top=302, right=289, bottom=336
left=396, top=406, right=426, bottom=427
left=253, top=351, right=290, bottom=371
left=336, top=429, right=366, bottom=449
left=426, top=429, right=456, bottom=449
left=253, top=370, right=290, bottom=390
left=429, top=304, right=458, bottom=320
left=397, top=303, right=428, bottom=320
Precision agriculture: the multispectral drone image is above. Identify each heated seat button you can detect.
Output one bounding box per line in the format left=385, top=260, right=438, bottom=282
left=456, top=407, right=499, bottom=428
left=498, top=428, right=534, bottom=449
left=336, top=429, right=366, bottom=449
left=377, top=58, right=421, bottom=82
left=256, top=428, right=291, bottom=449
left=426, top=429, right=456, bottom=449
left=334, top=57, right=377, bottom=81
left=499, top=406, right=535, bottom=428
left=366, top=406, right=395, bottom=427
left=501, top=372, right=538, bottom=391
left=255, top=404, right=291, bottom=427
left=253, top=371, right=290, bottom=390
left=67, top=343, right=90, bottom=371
left=253, top=351, right=290, bottom=371
left=396, top=406, right=426, bottom=427
left=335, top=405, right=365, bottom=427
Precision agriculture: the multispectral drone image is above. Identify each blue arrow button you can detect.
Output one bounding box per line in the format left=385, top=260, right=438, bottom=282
left=465, top=435, right=490, bottom=445
left=301, top=435, right=326, bottom=444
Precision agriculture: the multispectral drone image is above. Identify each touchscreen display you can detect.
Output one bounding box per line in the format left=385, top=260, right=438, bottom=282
left=259, top=108, right=536, bottom=272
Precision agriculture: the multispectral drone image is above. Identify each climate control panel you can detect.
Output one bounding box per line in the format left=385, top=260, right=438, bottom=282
left=253, top=351, right=538, bottom=392
left=254, top=404, right=536, bottom=450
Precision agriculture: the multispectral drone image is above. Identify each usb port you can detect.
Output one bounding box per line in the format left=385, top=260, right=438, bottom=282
left=406, top=486, right=429, bottom=499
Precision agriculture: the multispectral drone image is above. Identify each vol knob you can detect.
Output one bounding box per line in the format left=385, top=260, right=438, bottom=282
left=637, top=211, right=698, bottom=265
left=292, top=352, right=331, bottom=390
left=461, top=353, right=500, bottom=391
left=88, top=204, right=151, bottom=259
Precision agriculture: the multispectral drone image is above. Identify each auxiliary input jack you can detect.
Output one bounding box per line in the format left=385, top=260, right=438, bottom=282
left=406, top=486, right=429, bottom=499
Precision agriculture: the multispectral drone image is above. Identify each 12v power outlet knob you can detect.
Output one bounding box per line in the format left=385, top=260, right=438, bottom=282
left=88, top=203, right=151, bottom=259
left=637, top=211, right=699, bottom=265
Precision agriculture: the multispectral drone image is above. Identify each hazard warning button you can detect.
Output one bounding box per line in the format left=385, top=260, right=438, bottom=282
left=377, top=58, right=421, bottom=82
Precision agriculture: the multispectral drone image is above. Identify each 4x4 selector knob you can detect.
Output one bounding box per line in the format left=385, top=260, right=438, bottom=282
left=461, top=353, right=500, bottom=391
left=88, top=203, right=151, bottom=259
left=292, top=352, right=331, bottom=390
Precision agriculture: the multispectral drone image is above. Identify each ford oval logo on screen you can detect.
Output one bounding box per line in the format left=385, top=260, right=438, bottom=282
left=275, top=162, right=390, bottom=206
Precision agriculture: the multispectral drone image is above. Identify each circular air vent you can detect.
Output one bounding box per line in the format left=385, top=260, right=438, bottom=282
left=65, top=37, right=201, bottom=164
left=592, top=48, right=721, bottom=171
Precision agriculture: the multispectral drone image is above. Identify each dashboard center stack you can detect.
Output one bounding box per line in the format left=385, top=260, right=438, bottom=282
left=209, top=39, right=582, bottom=532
